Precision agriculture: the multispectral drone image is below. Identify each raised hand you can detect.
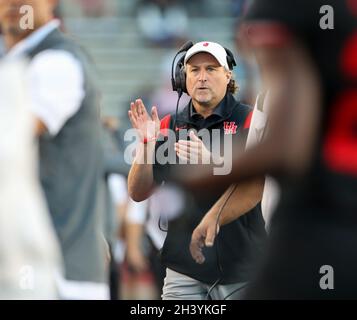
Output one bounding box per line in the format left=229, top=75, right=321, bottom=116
left=128, top=99, right=160, bottom=143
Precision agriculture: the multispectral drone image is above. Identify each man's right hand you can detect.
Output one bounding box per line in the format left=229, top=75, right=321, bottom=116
left=190, top=211, right=220, bottom=264
left=128, top=99, right=160, bottom=143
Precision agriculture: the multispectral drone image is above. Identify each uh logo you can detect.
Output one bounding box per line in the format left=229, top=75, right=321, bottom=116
left=223, top=121, right=238, bottom=135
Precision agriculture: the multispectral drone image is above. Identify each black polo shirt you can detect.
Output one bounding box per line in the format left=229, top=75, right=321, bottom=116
left=153, top=93, right=267, bottom=285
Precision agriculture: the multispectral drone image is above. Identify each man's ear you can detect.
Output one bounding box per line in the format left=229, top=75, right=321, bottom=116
left=226, top=70, right=232, bottom=84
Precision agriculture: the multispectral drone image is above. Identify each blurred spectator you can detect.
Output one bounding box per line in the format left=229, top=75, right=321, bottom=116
left=125, top=189, right=169, bottom=299
left=178, top=0, right=207, bottom=16
left=77, top=0, right=106, bottom=17
left=107, top=173, right=129, bottom=266
left=101, top=117, right=131, bottom=299
left=136, top=0, right=189, bottom=47
left=230, top=0, right=250, bottom=16
left=102, top=116, right=131, bottom=177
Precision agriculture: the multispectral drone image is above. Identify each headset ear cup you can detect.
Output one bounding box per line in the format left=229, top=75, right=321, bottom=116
left=174, top=61, right=183, bottom=92
left=174, top=56, right=187, bottom=94
left=224, top=48, right=237, bottom=70
left=227, top=56, right=233, bottom=69
left=179, top=66, right=187, bottom=94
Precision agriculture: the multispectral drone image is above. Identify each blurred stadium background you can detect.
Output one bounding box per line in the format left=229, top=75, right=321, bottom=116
left=59, top=0, right=244, bottom=120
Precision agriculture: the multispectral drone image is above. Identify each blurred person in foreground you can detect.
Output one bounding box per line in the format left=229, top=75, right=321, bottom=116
left=188, top=0, right=357, bottom=298
left=0, top=0, right=108, bottom=299
left=128, top=41, right=266, bottom=299
left=0, top=59, right=61, bottom=300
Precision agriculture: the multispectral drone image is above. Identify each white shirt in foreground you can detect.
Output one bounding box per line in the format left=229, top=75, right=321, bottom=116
left=245, top=92, right=280, bottom=229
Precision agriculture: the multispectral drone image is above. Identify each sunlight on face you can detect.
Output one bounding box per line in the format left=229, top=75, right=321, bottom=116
left=186, top=52, right=231, bottom=109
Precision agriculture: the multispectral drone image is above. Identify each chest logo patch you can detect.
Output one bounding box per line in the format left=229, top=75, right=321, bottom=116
left=223, top=121, right=238, bottom=134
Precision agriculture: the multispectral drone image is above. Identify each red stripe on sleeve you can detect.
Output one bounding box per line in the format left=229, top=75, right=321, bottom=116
left=160, top=114, right=171, bottom=136
left=243, top=111, right=253, bottom=129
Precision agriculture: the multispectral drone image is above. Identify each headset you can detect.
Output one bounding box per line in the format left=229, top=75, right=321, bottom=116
left=171, top=41, right=237, bottom=98
left=169, top=40, right=237, bottom=137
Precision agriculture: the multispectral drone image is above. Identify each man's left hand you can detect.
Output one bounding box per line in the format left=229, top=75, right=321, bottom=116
left=175, top=131, right=213, bottom=164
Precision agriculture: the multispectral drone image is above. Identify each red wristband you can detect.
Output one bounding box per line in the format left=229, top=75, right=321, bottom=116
left=143, top=136, right=157, bottom=144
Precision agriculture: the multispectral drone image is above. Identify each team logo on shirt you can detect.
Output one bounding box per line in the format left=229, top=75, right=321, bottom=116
left=223, top=121, right=238, bottom=134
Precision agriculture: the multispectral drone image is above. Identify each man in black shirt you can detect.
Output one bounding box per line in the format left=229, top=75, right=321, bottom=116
left=128, top=41, right=266, bottom=299
left=188, top=0, right=357, bottom=298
